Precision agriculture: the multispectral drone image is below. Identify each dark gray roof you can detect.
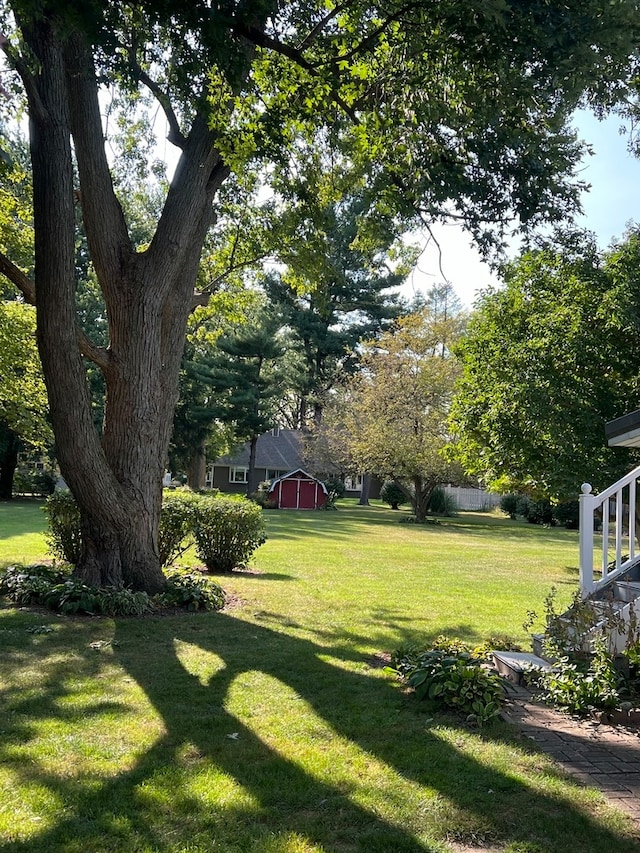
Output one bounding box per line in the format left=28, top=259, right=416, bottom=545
left=214, top=429, right=306, bottom=469
left=605, top=410, right=640, bottom=448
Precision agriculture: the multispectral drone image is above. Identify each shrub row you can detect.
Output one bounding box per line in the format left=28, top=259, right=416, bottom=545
left=499, top=494, right=580, bottom=528
left=44, top=489, right=266, bottom=573
left=0, top=563, right=225, bottom=616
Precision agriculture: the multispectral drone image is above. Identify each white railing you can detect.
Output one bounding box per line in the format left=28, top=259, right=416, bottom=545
left=579, top=464, right=640, bottom=596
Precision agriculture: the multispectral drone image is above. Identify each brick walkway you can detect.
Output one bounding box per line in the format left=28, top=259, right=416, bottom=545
left=502, top=690, right=640, bottom=824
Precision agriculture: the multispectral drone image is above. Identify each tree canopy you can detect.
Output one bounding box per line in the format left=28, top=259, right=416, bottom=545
left=1, top=0, right=639, bottom=590
left=327, top=302, right=465, bottom=521
left=263, top=157, right=412, bottom=423
left=449, top=229, right=640, bottom=500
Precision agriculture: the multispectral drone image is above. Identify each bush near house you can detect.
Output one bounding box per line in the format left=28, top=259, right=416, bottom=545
left=13, top=466, right=57, bottom=497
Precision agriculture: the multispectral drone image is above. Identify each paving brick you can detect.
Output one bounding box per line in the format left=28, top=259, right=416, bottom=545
left=503, top=693, right=640, bottom=819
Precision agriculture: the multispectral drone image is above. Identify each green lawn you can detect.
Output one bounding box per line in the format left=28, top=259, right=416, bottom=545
left=1, top=500, right=638, bottom=852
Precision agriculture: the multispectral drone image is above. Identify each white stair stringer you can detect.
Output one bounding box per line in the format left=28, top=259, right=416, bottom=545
left=582, top=585, right=640, bottom=655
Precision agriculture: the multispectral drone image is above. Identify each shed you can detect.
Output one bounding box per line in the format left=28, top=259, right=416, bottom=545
left=268, top=468, right=328, bottom=510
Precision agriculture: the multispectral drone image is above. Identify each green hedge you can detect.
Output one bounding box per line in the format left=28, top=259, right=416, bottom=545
left=192, top=496, right=266, bottom=573
left=43, top=489, right=267, bottom=573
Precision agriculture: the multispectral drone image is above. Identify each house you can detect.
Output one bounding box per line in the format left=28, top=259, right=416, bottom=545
left=268, top=468, right=328, bottom=509
left=207, top=428, right=376, bottom=498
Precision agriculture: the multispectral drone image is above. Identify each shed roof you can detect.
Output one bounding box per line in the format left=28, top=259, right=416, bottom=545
left=267, top=468, right=328, bottom=494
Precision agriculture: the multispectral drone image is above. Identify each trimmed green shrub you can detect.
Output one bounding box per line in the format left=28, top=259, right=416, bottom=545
left=499, top=494, right=519, bottom=519
left=192, top=496, right=266, bottom=572
left=517, top=496, right=555, bottom=525
left=159, top=489, right=200, bottom=567
left=427, top=486, right=457, bottom=517
left=42, top=491, right=82, bottom=564
left=380, top=481, right=407, bottom=510
left=160, top=570, right=225, bottom=611
left=554, top=500, right=580, bottom=529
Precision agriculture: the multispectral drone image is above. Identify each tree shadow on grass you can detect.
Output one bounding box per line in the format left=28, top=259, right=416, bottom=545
left=1, top=609, right=639, bottom=852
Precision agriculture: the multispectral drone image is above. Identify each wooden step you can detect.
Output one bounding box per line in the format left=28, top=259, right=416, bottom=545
left=612, top=581, right=640, bottom=603
left=492, top=651, right=552, bottom=685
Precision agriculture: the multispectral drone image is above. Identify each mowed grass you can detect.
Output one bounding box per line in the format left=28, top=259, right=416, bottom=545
left=1, top=500, right=638, bottom=853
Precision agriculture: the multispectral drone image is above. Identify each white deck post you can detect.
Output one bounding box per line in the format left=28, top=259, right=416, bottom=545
left=579, top=483, right=595, bottom=597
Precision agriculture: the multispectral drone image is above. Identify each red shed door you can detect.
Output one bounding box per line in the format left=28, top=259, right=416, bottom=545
left=298, top=478, right=317, bottom=509
left=279, top=478, right=299, bottom=509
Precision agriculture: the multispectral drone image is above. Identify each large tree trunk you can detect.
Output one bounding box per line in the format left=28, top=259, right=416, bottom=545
left=413, top=477, right=435, bottom=523
left=358, top=473, right=371, bottom=506
left=247, top=434, right=259, bottom=496
left=187, top=438, right=208, bottom=490
left=0, top=427, right=20, bottom=501
left=20, top=14, right=229, bottom=592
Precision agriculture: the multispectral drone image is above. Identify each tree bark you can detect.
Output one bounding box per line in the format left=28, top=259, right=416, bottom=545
left=247, top=434, right=259, bottom=496
left=413, top=477, right=435, bottom=523
left=19, top=14, right=228, bottom=592
left=0, top=427, right=20, bottom=501
left=187, top=439, right=208, bottom=490
left=358, top=472, right=371, bottom=506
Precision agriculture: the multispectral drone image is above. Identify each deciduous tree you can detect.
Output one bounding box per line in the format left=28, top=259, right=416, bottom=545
left=333, top=304, right=465, bottom=521
left=449, top=229, right=640, bottom=499
left=0, top=0, right=637, bottom=589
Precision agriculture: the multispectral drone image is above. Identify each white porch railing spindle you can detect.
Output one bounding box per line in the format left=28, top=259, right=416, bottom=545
left=579, top=484, right=595, bottom=597
left=630, top=478, right=637, bottom=561
left=602, top=497, right=609, bottom=578
left=616, top=490, right=623, bottom=571
left=579, top=464, right=640, bottom=597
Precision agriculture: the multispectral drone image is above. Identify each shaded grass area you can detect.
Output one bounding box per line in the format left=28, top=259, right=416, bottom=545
left=1, top=501, right=638, bottom=851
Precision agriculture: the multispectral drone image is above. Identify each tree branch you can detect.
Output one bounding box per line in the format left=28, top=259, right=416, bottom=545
left=76, top=330, right=112, bottom=371
left=0, top=252, right=36, bottom=304
left=63, top=33, right=132, bottom=291
left=318, top=3, right=421, bottom=68
left=126, top=48, right=187, bottom=149
left=0, top=251, right=112, bottom=370
left=0, top=29, right=48, bottom=124
left=296, top=2, right=353, bottom=50
left=227, top=22, right=359, bottom=123
left=146, top=113, right=227, bottom=293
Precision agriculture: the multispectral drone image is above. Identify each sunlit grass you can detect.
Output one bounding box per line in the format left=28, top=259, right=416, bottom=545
left=0, top=499, right=48, bottom=566
left=0, top=500, right=638, bottom=852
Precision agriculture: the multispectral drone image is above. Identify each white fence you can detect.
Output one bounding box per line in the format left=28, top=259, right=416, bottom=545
left=441, top=485, right=501, bottom=511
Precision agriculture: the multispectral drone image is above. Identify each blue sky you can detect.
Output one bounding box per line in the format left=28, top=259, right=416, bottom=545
left=408, top=110, right=640, bottom=307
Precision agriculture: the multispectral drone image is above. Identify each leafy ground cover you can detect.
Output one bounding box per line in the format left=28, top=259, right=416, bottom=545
left=1, top=501, right=638, bottom=852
